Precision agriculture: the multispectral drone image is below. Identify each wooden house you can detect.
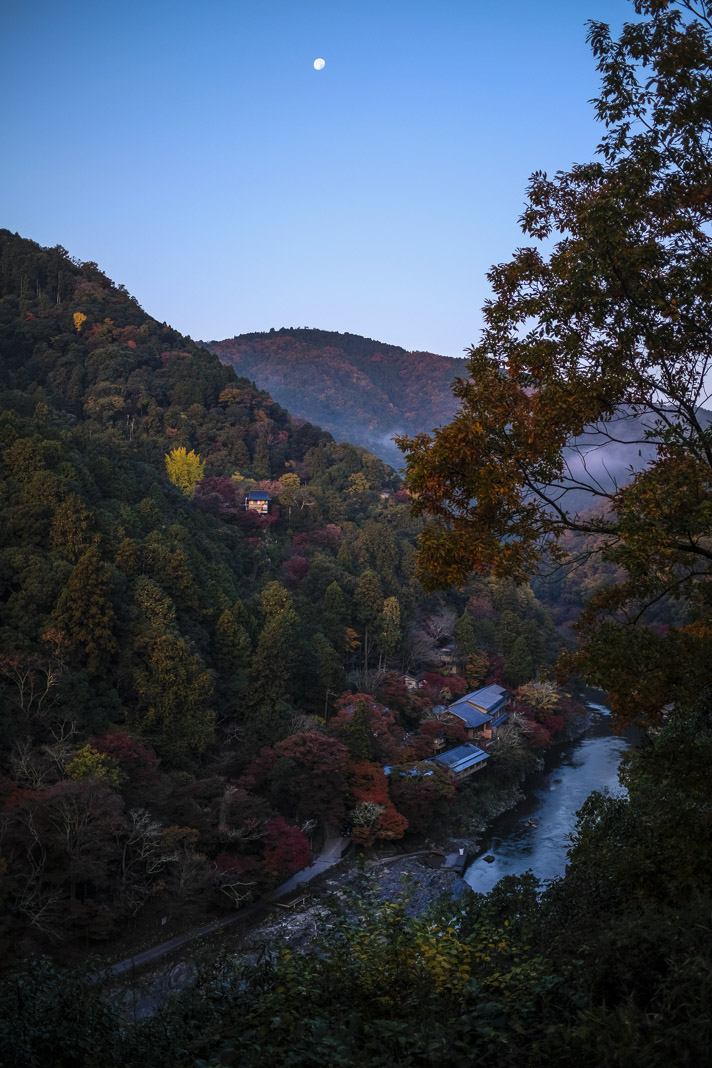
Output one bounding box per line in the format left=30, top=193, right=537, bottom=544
left=246, top=490, right=271, bottom=514
left=447, top=685, right=510, bottom=742
left=402, top=672, right=425, bottom=692
left=432, top=743, right=490, bottom=781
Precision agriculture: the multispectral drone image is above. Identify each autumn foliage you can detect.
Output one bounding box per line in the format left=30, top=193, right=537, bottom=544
left=348, top=762, right=408, bottom=846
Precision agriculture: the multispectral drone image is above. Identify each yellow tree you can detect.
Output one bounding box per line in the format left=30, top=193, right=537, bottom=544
left=278, top=472, right=301, bottom=522
left=165, top=447, right=205, bottom=497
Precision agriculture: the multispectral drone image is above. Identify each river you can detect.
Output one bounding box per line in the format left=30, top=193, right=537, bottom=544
left=464, top=703, right=634, bottom=894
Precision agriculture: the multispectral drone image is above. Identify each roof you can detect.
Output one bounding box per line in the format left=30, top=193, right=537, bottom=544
left=449, top=685, right=508, bottom=725
left=247, top=490, right=271, bottom=500
left=432, top=743, right=489, bottom=775
left=448, top=705, right=492, bottom=730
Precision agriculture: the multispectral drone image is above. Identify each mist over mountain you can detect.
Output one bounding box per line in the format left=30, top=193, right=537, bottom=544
left=203, top=328, right=468, bottom=468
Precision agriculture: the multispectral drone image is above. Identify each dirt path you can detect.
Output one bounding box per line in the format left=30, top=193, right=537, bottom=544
left=110, top=827, right=351, bottom=976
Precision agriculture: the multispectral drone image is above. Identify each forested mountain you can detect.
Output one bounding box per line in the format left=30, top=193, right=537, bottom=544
left=2, top=2, right=711, bottom=1063
left=0, top=231, right=562, bottom=959
left=204, top=328, right=467, bottom=467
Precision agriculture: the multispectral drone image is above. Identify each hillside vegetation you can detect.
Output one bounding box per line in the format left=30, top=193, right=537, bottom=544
left=0, top=231, right=563, bottom=960
left=205, top=328, right=467, bottom=467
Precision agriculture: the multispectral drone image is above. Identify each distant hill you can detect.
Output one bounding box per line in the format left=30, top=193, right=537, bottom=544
left=203, top=328, right=468, bottom=467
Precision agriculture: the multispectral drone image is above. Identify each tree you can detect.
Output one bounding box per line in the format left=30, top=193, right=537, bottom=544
left=66, top=744, right=122, bottom=787
left=4, top=779, right=125, bottom=922
left=464, top=651, right=490, bottom=689
left=378, top=596, right=402, bottom=668
left=159, top=825, right=211, bottom=916
left=91, top=731, right=160, bottom=805
left=244, top=605, right=300, bottom=751
left=322, top=581, right=348, bottom=652
left=344, top=698, right=375, bottom=762
left=354, top=569, right=384, bottom=672
left=278, top=472, right=301, bottom=523
left=246, top=732, right=350, bottom=823
left=259, top=580, right=294, bottom=620
left=503, top=636, right=535, bottom=689
left=453, top=611, right=479, bottom=658
left=330, top=693, right=404, bottom=763
left=312, top=633, right=344, bottom=718
left=260, top=817, right=310, bottom=881
left=252, top=436, right=271, bottom=478
left=213, top=608, right=252, bottom=682
left=348, top=762, right=408, bottom=846
left=49, top=494, right=96, bottom=562
left=132, top=635, right=214, bottom=763
left=387, top=762, right=455, bottom=834
left=165, top=446, right=205, bottom=496
left=56, top=547, right=117, bottom=675
left=399, top=0, right=712, bottom=723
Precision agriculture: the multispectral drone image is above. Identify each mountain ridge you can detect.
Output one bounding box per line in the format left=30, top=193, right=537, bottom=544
left=203, top=327, right=468, bottom=467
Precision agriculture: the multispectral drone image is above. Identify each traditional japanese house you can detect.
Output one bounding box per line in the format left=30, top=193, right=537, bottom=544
left=246, top=490, right=271, bottom=514
left=432, top=743, right=490, bottom=781
left=402, top=672, right=424, bottom=692
left=447, top=684, right=510, bottom=741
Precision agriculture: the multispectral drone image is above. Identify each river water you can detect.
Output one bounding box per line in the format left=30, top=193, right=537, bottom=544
left=464, top=703, right=634, bottom=894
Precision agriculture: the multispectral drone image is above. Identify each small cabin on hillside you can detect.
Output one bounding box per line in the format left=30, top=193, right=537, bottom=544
left=432, top=743, right=490, bottom=781
left=246, top=490, right=271, bottom=514
left=447, top=685, right=510, bottom=742
left=435, top=643, right=459, bottom=677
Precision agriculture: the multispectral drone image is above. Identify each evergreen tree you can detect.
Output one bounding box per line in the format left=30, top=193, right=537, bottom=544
left=345, top=699, right=375, bottom=762
left=453, top=611, right=479, bottom=657
left=312, top=633, right=345, bottom=720
left=49, top=494, right=96, bottom=562
left=496, top=610, right=521, bottom=658
left=337, top=540, right=354, bottom=571
left=355, top=569, right=384, bottom=672
left=252, top=437, right=271, bottom=478
left=56, top=547, right=117, bottom=675
left=378, top=596, right=402, bottom=668
left=503, top=635, right=535, bottom=688
left=245, top=605, right=300, bottom=752
left=322, top=581, right=347, bottom=652
left=260, top=581, right=294, bottom=621
left=132, top=634, right=215, bottom=764
left=213, top=608, right=252, bottom=676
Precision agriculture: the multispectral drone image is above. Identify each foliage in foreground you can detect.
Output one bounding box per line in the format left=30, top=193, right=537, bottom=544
left=400, top=0, right=712, bottom=724
left=1, top=706, right=711, bottom=1067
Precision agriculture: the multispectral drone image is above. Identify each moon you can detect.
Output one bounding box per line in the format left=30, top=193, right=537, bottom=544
left=313, top=58, right=325, bottom=70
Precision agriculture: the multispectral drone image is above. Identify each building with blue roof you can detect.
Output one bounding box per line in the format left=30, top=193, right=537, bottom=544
left=447, top=685, right=510, bottom=742
left=432, top=743, right=490, bottom=781
left=246, top=490, right=271, bottom=514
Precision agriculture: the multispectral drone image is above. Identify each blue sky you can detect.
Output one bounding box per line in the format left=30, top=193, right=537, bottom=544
left=2, top=0, right=633, bottom=356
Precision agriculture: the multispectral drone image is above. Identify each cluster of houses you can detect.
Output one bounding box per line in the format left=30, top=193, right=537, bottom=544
left=244, top=484, right=510, bottom=784
left=428, top=684, right=510, bottom=782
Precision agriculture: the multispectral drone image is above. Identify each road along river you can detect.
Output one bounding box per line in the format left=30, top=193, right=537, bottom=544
left=465, top=704, right=635, bottom=894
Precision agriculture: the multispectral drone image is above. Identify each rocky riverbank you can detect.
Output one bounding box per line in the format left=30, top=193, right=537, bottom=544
left=108, top=704, right=603, bottom=1016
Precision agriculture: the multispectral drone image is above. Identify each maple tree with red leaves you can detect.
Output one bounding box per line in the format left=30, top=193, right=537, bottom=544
left=244, top=732, right=350, bottom=823
left=348, top=761, right=408, bottom=847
